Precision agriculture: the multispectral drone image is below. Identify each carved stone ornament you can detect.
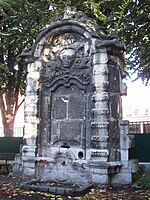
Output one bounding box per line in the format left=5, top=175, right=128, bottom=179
left=40, top=33, right=92, bottom=90
left=21, top=10, right=133, bottom=189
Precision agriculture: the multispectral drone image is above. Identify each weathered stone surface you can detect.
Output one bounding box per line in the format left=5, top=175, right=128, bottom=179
left=22, top=167, right=35, bottom=176
left=108, top=66, right=120, bottom=92
left=93, top=52, right=108, bottom=64
left=120, top=149, right=129, bottom=161
left=92, top=174, right=109, bottom=185
left=20, top=9, right=132, bottom=190
left=111, top=168, right=132, bottom=185
left=129, top=159, right=139, bottom=173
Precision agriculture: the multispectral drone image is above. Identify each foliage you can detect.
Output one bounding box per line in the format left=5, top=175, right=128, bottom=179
left=115, top=0, right=150, bottom=84
left=0, top=0, right=149, bottom=135
left=0, top=0, right=61, bottom=135
left=137, top=175, right=150, bottom=190
left=132, top=164, right=146, bottom=182
left=135, top=165, right=150, bottom=190
left=82, top=0, right=150, bottom=83
left=137, top=165, right=146, bottom=177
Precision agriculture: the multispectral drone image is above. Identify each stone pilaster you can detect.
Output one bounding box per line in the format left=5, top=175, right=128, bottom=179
left=22, top=61, right=41, bottom=176
left=111, top=120, right=132, bottom=184
left=90, top=47, right=109, bottom=163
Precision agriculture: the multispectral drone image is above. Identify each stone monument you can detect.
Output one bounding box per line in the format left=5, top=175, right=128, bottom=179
left=20, top=9, right=132, bottom=194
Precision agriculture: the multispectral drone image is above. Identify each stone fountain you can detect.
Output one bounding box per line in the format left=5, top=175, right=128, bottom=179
left=20, top=9, right=132, bottom=196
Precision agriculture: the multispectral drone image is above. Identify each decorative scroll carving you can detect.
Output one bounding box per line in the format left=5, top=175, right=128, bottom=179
left=43, top=33, right=91, bottom=61
left=40, top=33, right=92, bottom=90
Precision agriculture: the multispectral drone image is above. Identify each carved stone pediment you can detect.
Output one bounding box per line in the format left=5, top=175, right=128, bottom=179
left=40, top=33, right=92, bottom=90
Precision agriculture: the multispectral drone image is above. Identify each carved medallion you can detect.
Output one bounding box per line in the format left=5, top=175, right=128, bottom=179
left=59, top=48, right=76, bottom=68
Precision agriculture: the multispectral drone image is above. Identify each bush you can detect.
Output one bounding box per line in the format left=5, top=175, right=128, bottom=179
left=132, top=164, right=146, bottom=182
left=137, top=175, right=150, bottom=190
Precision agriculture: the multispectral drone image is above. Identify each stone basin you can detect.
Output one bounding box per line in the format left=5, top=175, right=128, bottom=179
left=21, top=179, right=93, bottom=196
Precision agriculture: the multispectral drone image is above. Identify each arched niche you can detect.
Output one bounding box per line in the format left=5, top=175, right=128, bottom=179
left=37, top=25, right=94, bottom=159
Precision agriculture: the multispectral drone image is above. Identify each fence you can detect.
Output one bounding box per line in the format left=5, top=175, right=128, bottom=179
left=129, top=121, right=150, bottom=162
left=0, top=126, right=24, bottom=137
left=129, top=134, right=150, bottom=162
left=129, top=121, right=150, bottom=134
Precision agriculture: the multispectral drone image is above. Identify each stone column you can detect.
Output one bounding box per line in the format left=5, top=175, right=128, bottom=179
left=91, top=47, right=109, bottom=161
left=111, top=120, right=132, bottom=184
left=89, top=47, right=110, bottom=185
left=21, top=61, right=40, bottom=176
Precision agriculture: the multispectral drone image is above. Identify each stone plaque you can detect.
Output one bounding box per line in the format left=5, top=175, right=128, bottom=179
left=60, top=121, right=82, bottom=145
left=50, top=85, right=86, bottom=147
left=91, top=149, right=109, bottom=157
left=52, top=97, right=67, bottom=119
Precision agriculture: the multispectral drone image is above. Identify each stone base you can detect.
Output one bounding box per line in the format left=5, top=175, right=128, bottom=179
left=92, top=174, right=109, bottom=185
left=12, top=154, right=22, bottom=174
left=89, top=161, right=123, bottom=185
left=129, top=159, right=139, bottom=173
left=111, top=165, right=132, bottom=185
left=22, top=161, right=35, bottom=177
left=21, top=179, right=93, bottom=197
left=35, top=153, right=92, bottom=187
left=19, top=159, right=133, bottom=194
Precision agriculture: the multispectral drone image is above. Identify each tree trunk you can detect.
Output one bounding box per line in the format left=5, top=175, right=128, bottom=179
left=3, top=115, right=15, bottom=137
left=4, top=121, right=14, bottom=137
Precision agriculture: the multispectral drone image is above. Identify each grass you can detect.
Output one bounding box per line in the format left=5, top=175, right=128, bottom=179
left=135, top=164, right=150, bottom=190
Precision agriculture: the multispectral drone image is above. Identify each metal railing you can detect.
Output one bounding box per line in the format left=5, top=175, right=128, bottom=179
left=0, top=126, right=24, bottom=137
left=129, top=121, right=150, bottom=134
